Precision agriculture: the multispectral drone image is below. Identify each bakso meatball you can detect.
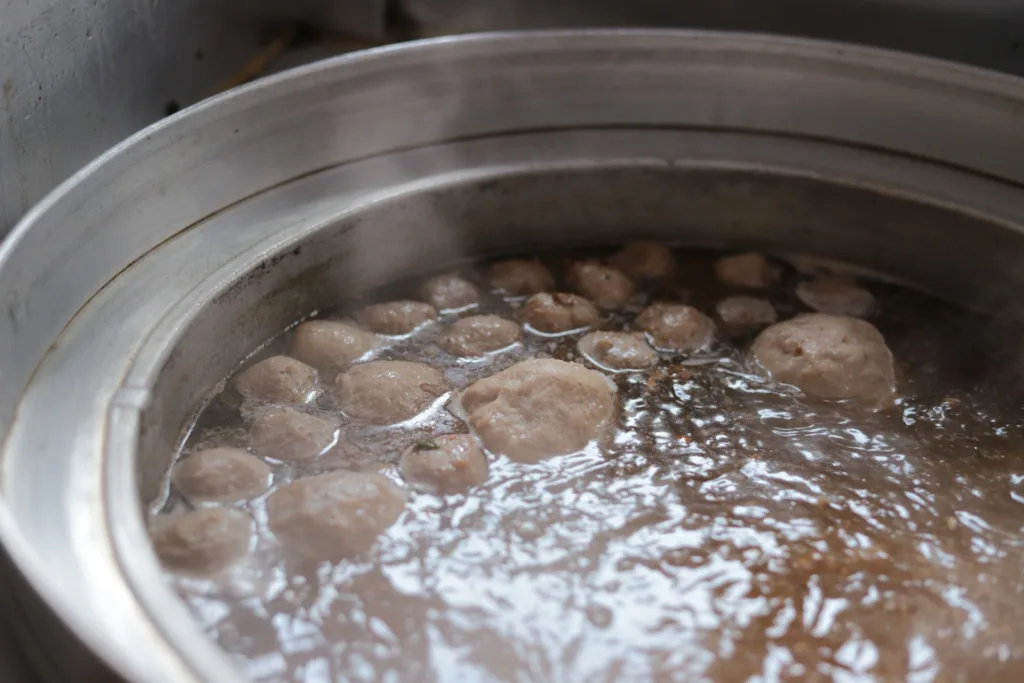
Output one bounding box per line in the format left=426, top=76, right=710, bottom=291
left=715, top=296, right=778, bottom=337
left=578, top=332, right=658, bottom=371
left=292, top=320, right=374, bottom=372
left=635, top=304, right=716, bottom=352
left=249, top=407, right=337, bottom=462
left=751, top=313, right=896, bottom=401
left=172, top=447, right=271, bottom=503
left=485, top=258, right=555, bottom=297
left=151, top=508, right=253, bottom=575
left=357, top=300, right=437, bottom=335
left=456, top=359, right=616, bottom=462
left=399, top=434, right=489, bottom=494
left=234, top=355, right=318, bottom=406
left=566, top=262, right=636, bottom=309
left=267, top=470, right=406, bottom=559
left=609, top=242, right=675, bottom=280
left=335, top=361, right=447, bottom=424
left=796, top=278, right=875, bottom=318
left=714, top=252, right=781, bottom=289
left=418, top=273, right=480, bottom=312
left=520, top=293, right=600, bottom=334
left=439, top=315, right=521, bottom=357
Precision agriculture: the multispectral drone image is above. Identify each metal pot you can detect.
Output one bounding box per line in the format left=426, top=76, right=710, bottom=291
left=3, top=30, right=1024, bottom=683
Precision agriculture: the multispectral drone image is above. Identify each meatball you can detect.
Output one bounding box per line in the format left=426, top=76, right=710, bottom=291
left=795, top=278, right=875, bottom=318
left=418, top=273, right=480, bottom=312
left=608, top=242, right=675, bottom=280
left=439, top=315, right=521, bottom=357
left=485, top=258, right=556, bottom=297
left=292, top=320, right=374, bottom=372
left=399, top=434, right=489, bottom=494
left=750, top=313, right=896, bottom=401
left=714, top=252, right=781, bottom=289
left=234, top=355, right=318, bottom=406
left=578, top=332, right=659, bottom=371
left=715, top=296, right=778, bottom=336
left=151, top=508, right=253, bottom=575
left=635, top=304, right=716, bottom=352
left=267, top=470, right=406, bottom=559
left=249, top=407, right=337, bottom=462
left=335, top=361, right=447, bottom=424
left=566, top=262, right=636, bottom=309
left=455, top=359, right=616, bottom=462
left=357, top=300, right=438, bottom=335
left=172, top=447, right=271, bottom=503
left=519, top=292, right=600, bottom=335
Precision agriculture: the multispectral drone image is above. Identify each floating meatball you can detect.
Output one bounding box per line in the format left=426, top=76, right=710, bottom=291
left=519, top=292, right=600, bottom=334
left=566, top=262, right=636, bottom=309
left=715, top=296, right=778, bottom=336
left=439, top=315, right=521, bottom=358
left=796, top=278, right=875, bottom=318
left=267, top=470, right=406, bottom=559
left=578, top=332, right=658, bottom=371
left=151, top=508, right=253, bottom=575
left=172, top=447, right=271, bottom=503
left=485, top=258, right=555, bottom=297
left=234, top=355, right=318, bottom=406
left=456, top=359, right=616, bottom=462
left=609, top=242, right=675, bottom=280
left=635, top=304, right=716, bottom=352
left=249, top=407, right=337, bottom=462
left=399, top=434, right=489, bottom=494
left=418, top=273, right=480, bottom=312
left=751, top=313, right=896, bottom=401
left=357, top=300, right=438, bottom=335
left=714, top=252, right=781, bottom=289
left=335, top=361, right=447, bottom=424
left=292, top=320, right=374, bottom=372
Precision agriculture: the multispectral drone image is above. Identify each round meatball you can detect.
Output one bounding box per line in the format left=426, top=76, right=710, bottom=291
left=609, top=242, right=675, bottom=280
left=796, top=278, right=875, bottom=318
left=292, top=320, right=374, bottom=372
left=335, top=361, right=447, bottom=424
left=249, top=407, right=337, bottom=462
left=399, top=434, right=489, bottom=494
left=357, top=300, right=438, bottom=335
left=566, top=262, right=636, bottom=309
left=750, top=313, right=896, bottom=401
left=234, top=355, right=318, bottom=406
left=635, top=304, right=716, bottom=352
left=520, top=292, right=600, bottom=335
left=439, top=315, right=521, bottom=357
left=578, top=331, right=658, bottom=371
left=151, top=508, right=253, bottom=575
left=455, top=359, right=616, bottom=462
left=714, top=252, right=781, bottom=289
left=485, top=258, right=555, bottom=297
left=418, top=273, right=480, bottom=312
left=267, top=470, right=406, bottom=559
left=172, top=447, right=271, bottom=503
left=715, top=296, right=778, bottom=336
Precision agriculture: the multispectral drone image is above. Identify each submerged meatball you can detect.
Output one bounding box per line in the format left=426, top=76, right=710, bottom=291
left=520, top=292, right=600, bottom=334
left=456, top=359, right=616, bottom=462
left=151, top=508, right=253, bottom=575
left=439, top=315, right=520, bottom=357
left=609, top=242, right=675, bottom=280
left=335, top=361, right=447, bottom=424
left=249, top=407, right=337, bottom=462
left=399, top=434, right=489, bottom=494
left=486, top=258, right=555, bottom=297
left=418, top=273, right=480, bottom=312
left=578, top=331, right=658, bottom=371
left=566, top=262, right=636, bottom=309
left=357, top=300, right=438, bottom=335
left=234, top=355, right=318, bottom=406
left=635, top=304, right=716, bottom=352
left=172, top=447, right=271, bottom=503
left=714, top=252, right=781, bottom=289
left=267, top=470, right=406, bottom=559
left=715, top=296, right=778, bottom=336
left=751, top=313, right=896, bottom=401
left=292, top=320, right=374, bottom=372
left=796, top=278, right=875, bottom=318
